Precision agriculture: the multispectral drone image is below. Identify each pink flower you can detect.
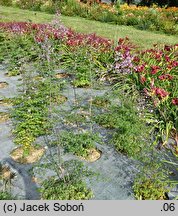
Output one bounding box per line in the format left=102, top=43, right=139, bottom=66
left=155, top=53, right=161, bottom=59
left=143, top=88, right=149, bottom=96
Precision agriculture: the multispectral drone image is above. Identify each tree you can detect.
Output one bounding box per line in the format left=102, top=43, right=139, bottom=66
left=126, top=0, right=132, bottom=5
left=139, top=0, right=178, bottom=7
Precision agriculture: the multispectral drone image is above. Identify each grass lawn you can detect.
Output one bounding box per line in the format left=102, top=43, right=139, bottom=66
left=0, top=6, right=178, bottom=49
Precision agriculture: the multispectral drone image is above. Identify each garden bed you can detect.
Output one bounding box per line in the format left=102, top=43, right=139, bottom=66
left=0, top=15, right=178, bottom=200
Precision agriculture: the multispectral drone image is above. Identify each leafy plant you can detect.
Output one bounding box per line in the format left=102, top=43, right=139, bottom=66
left=92, top=96, right=111, bottom=108
left=0, top=191, right=15, bottom=200
left=40, top=177, right=93, bottom=200
left=59, top=131, right=101, bottom=157
left=133, top=163, right=170, bottom=200
left=39, top=160, right=94, bottom=200
left=94, top=97, right=151, bottom=159
left=0, top=0, right=12, bottom=6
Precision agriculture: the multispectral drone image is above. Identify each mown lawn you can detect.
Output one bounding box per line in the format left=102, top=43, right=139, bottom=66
left=0, top=6, right=177, bottom=48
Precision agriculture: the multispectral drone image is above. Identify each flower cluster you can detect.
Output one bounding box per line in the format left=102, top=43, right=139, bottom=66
left=172, top=98, right=178, bottom=105
left=114, top=37, right=135, bottom=74
left=0, top=21, right=112, bottom=51
left=113, top=37, right=178, bottom=145
left=120, top=3, right=178, bottom=13
left=134, top=44, right=178, bottom=105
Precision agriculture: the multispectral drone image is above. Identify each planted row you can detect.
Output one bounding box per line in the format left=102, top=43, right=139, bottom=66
left=1, top=0, right=178, bottom=35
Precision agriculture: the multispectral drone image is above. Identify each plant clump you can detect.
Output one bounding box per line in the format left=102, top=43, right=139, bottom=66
left=59, top=131, right=101, bottom=158
left=39, top=160, right=95, bottom=200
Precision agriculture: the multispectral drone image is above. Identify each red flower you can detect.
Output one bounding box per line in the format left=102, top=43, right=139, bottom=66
left=135, top=64, right=145, bottom=73
left=158, top=74, right=173, bottom=80
left=140, top=76, right=146, bottom=84
left=167, top=65, right=173, bottom=70
left=165, top=55, right=170, bottom=62
left=155, top=87, right=169, bottom=99
left=35, top=36, right=44, bottom=43
left=151, top=66, right=160, bottom=75
left=155, top=53, right=161, bottom=60
left=53, top=32, right=60, bottom=40
left=171, top=61, right=178, bottom=67
left=133, top=56, right=140, bottom=63
left=164, top=45, right=172, bottom=51
left=172, top=98, right=178, bottom=105
left=118, top=38, right=124, bottom=44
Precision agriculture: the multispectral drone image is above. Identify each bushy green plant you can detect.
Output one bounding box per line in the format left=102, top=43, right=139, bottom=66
left=92, top=96, right=111, bottom=108
left=0, top=33, right=38, bottom=71
left=0, top=191, right=15, bottom=200
left=11, top=77, right=64, bottom=149
left=39, top=160, right=94, bottom=200
left=125, top=15, right=139, bottom=26
left=59, top=131, right=101, bottom=157
left=0, top=0, right=12, bottom=6
left=15, top=0, right=44, bottom=11
left=94, top=98, right=151, bottom=159
left=63, top=113, right=87, bottom=125
left=97, top=10, right=118, bottom=23
left=133, top=163, right=170, bottom=200
left=40, top=0, right=56, bottom=13
left=61, top=46, right=102, bottom=88
left=40, top=177, right=93, bottom=200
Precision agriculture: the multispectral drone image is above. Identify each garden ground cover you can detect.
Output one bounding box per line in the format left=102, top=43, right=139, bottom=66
left=0, top=63, right=138, bottom=199
left=0, top=7, right=178, bottom=200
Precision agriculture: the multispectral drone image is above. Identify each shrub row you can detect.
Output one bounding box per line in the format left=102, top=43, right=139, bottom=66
left=0, top=0, right=178, bottom=35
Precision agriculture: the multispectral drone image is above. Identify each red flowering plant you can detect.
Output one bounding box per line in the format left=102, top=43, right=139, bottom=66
left=132, top=43, right=178, bottom=151
left=0, top=13, right=113, bottom=86
left=112, top=38, right=178, bottom=151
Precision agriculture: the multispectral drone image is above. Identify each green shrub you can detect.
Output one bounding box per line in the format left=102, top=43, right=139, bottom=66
left=92, top=96, right=111, bottom=108
left=0, top=191, right=15, bottom=200
left=125, top=16, right=139, bottom=26
left=160, top=20, right=178, bottom=35
left=0, top=0, right=12, bottom=6
left=15, top=0, right=43, bottom=11
left=98, top=11, right=118, bottom=23
left=39, top=160, right=94, bottom=200
left=94, top=95, right=151, bottom=159
left=133, top=164, right=170, bottom=200
left=59, top=131, right=101, bottom=157
left=40, top=0, right=56, bottom=14
left=55, top=0, right=88, bottom=18
left=40, top=177, right=93, bottom=200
